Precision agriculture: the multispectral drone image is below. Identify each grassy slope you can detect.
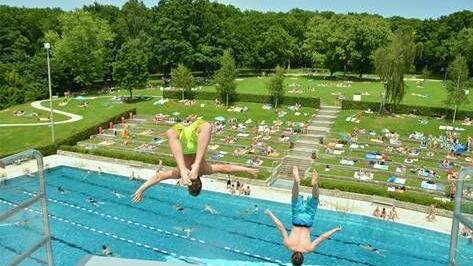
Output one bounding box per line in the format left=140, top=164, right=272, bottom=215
left=0, top=97, right=313, bottom=157
left=201, top=77, right=473, bottom=109
left=0, top=102, right=69, bottom=124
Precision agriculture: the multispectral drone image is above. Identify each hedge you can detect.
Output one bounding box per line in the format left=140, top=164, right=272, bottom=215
left=341, top=100, right=473, bottom=120
left=59, top=145, right=268, bottom=180
left=302, top=177, right=455, bottom=210
left=163, top=90, right=320, bottom=108
left=2, top=109, right=136, bottom=158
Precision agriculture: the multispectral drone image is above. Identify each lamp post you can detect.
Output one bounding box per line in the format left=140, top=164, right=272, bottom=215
left=44, top=43, right=55, bottom=144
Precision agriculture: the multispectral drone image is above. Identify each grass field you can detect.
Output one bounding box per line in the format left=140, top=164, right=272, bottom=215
left=199, top=77, right=473, bottom=109
left=0, top=102, right=69, bottom=124
left=331, top=110, right=473, bottom=140
left=0, top=97, right=314, bottom=157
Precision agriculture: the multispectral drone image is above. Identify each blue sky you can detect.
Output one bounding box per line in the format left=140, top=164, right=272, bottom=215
left=1, top=0, right=473, bottom=19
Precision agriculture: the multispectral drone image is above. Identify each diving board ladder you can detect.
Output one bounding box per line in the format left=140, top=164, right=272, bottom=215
left=0, top=149, right=54, bottom=266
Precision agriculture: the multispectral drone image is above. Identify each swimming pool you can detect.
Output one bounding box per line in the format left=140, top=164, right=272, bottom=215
left=1, top=166, right=472, bottom=266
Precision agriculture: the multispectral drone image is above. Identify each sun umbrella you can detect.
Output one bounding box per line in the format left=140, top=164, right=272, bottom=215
left=215, top=116, right=226, bottom=122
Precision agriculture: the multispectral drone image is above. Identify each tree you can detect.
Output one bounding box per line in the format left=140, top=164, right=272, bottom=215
left=45, top=11, right=114, bottom=89
left=171, top=64, right=195, bottom=101
left=112, top=38, right=149, bottom=99
left=374, top=30, right=420, bottom=112
left=256, top=25, right=296, bottom=69
left=214, top=50, right=237, bottom=106
left=444, top=55, right=470, bottom=123
left=0, top=70, right=24, bottom=109
left=267, top=66, right=285, bottom=108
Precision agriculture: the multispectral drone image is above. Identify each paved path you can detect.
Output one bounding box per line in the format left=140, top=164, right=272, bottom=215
left=0, top=100, right=83, bottom=127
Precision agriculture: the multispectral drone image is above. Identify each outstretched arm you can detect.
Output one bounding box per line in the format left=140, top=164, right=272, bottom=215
left=265, top=209, right=289, bottom=245
left=310, top=226, right=342, bottom=251
left=132, top=169, right=179, bottom=203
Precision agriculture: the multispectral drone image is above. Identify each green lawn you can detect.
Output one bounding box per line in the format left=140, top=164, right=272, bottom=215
left=0, top=97, right=314, bottom=157
left=331, top=110, right=473, bottom=140
left=200, top=76, right=473, bottom=109
left=0, top=102, right=69, bottom=124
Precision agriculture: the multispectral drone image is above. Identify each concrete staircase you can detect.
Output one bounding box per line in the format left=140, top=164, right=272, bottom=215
left=271, top=105, right=340, bottom=188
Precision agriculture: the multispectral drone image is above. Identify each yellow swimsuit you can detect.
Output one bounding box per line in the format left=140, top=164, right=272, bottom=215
left=172, top=118, right=206, bottom=155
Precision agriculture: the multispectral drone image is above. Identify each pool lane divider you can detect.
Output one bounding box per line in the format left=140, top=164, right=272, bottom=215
left=3, top=195, right=286, bottom=266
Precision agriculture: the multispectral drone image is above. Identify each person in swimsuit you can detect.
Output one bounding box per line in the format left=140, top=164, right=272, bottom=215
left=360, top=244, right=386, bottom=257
left=265, top=166, right=342, bottom=266
left=132, top=117, right=258, bottom=202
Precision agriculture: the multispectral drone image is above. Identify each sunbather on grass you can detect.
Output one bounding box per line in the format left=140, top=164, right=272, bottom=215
left=132, top=117, right=258, bottom=202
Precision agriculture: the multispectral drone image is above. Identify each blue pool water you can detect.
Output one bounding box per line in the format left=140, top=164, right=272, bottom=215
left=0, top=166, right=472, bottom=266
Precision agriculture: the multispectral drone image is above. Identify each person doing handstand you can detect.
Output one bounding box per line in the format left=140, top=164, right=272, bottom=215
left=265, top=166, right=341, bottom=266
left=132, top=117, right=257, bottom=202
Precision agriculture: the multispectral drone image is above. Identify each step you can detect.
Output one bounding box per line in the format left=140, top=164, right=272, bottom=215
left=318, top=109, right=340, bottom=115
left=296, top=139, right=322, bottom=145
left=320, top=105, right=341, bottom=110
left=310, top=120, right=334, bottom=125
left=308, top=126, right=330, bottom=132
left=316, top=114, right=338, bottom=119
left=271, top=178, right=294, bottom=189
left=307, top=130, right=329, bottom=136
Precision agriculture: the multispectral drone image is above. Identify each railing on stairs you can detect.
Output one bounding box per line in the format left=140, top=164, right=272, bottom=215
left=267, top=159, right=282, bottom=186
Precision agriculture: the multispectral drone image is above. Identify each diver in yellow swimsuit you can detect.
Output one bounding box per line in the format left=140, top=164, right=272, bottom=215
left=132, top=117, right=258, bottom=201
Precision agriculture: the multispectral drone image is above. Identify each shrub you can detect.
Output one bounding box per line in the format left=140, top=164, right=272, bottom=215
left=341, top=100, right=473, bottom=119
left=303, top=177, right=454, bottom=210
left=163, top=90, right=320, bottom=108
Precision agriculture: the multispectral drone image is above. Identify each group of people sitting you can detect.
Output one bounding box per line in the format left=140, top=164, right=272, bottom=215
left=372, top=206, right=399, bottom=221
left=226, top=179, right=251, bottom=196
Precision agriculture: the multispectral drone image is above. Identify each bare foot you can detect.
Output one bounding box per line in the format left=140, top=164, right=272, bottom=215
left=178, top=168, right=192, bottom=186
left=189, top=164, right=200, bottom=180
left=292, top=166, right=300, bottom=183
left=248, top=168, right=259, bottom=178
left=311, top=170, right=319, bottom=186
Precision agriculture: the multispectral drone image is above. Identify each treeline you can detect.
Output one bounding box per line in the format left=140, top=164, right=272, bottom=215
left=1, top=0, right=473, bottom=109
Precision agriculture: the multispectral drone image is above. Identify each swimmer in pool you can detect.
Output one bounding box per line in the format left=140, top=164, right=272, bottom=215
left=132, top=118, right=258, bottom=202
left=203, top=203, right=218, bottom=214
left=239, top=204, right=259, bottom=216
left=102, top=245, right=112, bottom=256
left=57, top=186, right=65, bottom=194
left=112, top=191, right=123, bottom=199
left=265, top=167, right=342, bottom=266
left=175, top=203, right=184, bottom=212
left=360, top=244, right=386, bottom=257
left=87, top=197, right=102, bottom=207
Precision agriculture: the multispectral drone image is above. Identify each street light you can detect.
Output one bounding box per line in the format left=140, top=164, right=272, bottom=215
left=44, top=42, right=55, bottom=144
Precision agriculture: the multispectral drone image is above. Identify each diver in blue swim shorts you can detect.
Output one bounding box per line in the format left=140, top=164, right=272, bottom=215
left=265, top=166, right=342, bottom=266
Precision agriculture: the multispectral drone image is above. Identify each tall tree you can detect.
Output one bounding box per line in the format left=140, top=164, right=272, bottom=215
left=214, top=50, right=237, bottom=106
left=374, top=30, right=420, bottom=112
left=267, top=66, right=285, bottom=108
left=171, top=64, right=195, bottom=101
left=256, top=25, right=296, bottom=69
left=112, top=38, right=149, bottom=99
left=444, top=55, right=470, bottom=123
left=45, top=11, right=114, bottom=89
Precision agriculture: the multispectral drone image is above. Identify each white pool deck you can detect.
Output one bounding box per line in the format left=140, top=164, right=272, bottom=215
left=1, top=154, right=453, bottom=234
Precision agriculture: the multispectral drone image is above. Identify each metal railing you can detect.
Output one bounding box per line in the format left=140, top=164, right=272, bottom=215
left=448, top=166, right=473, bottom=266
left=0, top=149, right=54, bottom=266
left=267, top=160, right=282, bottom=186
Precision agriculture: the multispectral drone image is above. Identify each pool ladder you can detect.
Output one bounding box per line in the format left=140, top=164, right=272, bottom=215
left=0, top=149, right=54, bottom=266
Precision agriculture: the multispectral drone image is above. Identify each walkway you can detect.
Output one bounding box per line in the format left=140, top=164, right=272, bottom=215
left=271, top=105, right=341, bottom=188
left=0, top=100, right=83, bottom=127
